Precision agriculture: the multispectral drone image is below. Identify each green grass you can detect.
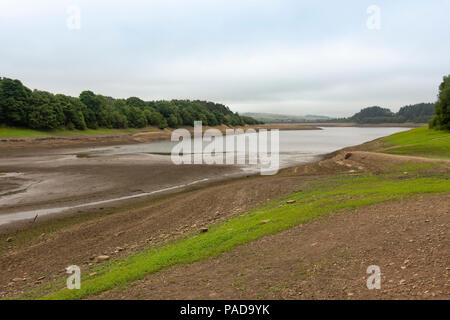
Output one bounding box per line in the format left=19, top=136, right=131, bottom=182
left=38, top=169, right=450, bottom=300
left=381, top=127, right=450, bottom=159
left=0, top=126, right=155, bottom=138
left=12, top=126, right=449, bottom=300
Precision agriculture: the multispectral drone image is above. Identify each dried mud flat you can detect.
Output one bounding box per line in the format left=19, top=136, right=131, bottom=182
left=0, top=151, right=239, bottom=221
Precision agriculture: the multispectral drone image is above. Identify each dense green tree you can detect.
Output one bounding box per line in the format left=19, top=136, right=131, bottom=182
left=398, top=103, right=434, bottom=123
left=126, top=97, right=146, bottom=108
left=167, top=114, right=178, bottom=127
left=110, top=111, right=128, bottom=128
left=0, top=78, right=32, bottom=126
left=126, top=106, right=147, bottom=128
left=148, top=111, right=165, bottom=128
left=204, top=111, right=218, bottom=126
left=28, top=104, right=65, bottom=129
left=430, top=75, right=450, bottom=130
left=159, top=118, right=168, bottom=129
left=339, top=104, right=436, bottom=124
left=351, top=106, right=394, bottom=123
left=79, top=91, right=100, bottom=112
left=0, top=77, right=260, bottom=131
left=181, top=107, right=195, bottom=126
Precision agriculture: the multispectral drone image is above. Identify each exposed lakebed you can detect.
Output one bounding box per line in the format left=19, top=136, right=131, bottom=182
left=0, top=127, right=410, bottom=226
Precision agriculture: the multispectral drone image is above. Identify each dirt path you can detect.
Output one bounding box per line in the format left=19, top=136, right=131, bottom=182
left=97, top=194, right=450, bottom=300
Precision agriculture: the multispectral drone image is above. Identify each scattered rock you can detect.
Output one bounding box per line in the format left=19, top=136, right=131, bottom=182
left=261, top=219, right=271, bottom=224
left=95, top=255, right=110, bottom=262
left=37, top=276, right=45, bottom=281
left=12, top=277, right=26, bottom=282
left=200, top=228, right=208, bottom=233
left=114, top=231, right=125, bottom=237
left=286, top=200, right=296, bottom=204
left=344, top=153, right=352, bottom=160
left=89, top=272, right=97, bottom=277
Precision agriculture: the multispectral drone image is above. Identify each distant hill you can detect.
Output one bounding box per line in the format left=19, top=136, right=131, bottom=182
left=242, top=112, right=331, bottom=123
left=343, top=103, right=435, bottom=124
left=244, top=103, right=435, bottom=124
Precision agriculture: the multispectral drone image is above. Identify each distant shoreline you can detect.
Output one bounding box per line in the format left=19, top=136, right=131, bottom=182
left=0, top=122, right=423, bottom=152
left=296, top=122, right=425, bottom=127
left=251, top=122, right=425, bottom=128
left=0, top=124, right=320, bottom=152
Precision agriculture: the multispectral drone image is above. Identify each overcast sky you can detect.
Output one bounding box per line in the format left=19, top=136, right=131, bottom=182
left=1, top=0, right=449, bottom=117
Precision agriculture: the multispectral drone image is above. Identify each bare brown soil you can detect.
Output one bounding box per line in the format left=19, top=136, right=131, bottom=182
left=0, top=152, right=240, bottom=219
left=0, top=168, right=314, bottom=298
left=0, top=137, right=448, bottom=299
left=97, top=194, right=449, bottom=300
left=0, top=129, right=172, bottom=152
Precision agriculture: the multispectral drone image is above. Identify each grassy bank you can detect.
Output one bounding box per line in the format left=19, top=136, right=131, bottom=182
left=0, top=126, right=154, bottom=138
left=38, top=167, right=449, bottom=300
left=381, top=127, right=450, bottom=159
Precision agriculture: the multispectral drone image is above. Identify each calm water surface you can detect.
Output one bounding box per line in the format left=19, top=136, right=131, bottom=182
left=0, top=127, right=411, bottom=225
left=83, top=126, right=411, bottom=169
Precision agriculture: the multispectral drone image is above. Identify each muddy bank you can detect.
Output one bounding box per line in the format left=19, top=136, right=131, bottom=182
left=0, top=126, right=411, bottom=229
left=0, top=124, right=321, bottom=153
left=0, top=152, right=242, bottom=227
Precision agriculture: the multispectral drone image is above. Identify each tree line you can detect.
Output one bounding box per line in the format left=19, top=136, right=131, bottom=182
left=330, top=103, right=435, bottom=124
left=0, top=77, right=262, bottom=130
left=429, top=75, right=450, bottom=130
